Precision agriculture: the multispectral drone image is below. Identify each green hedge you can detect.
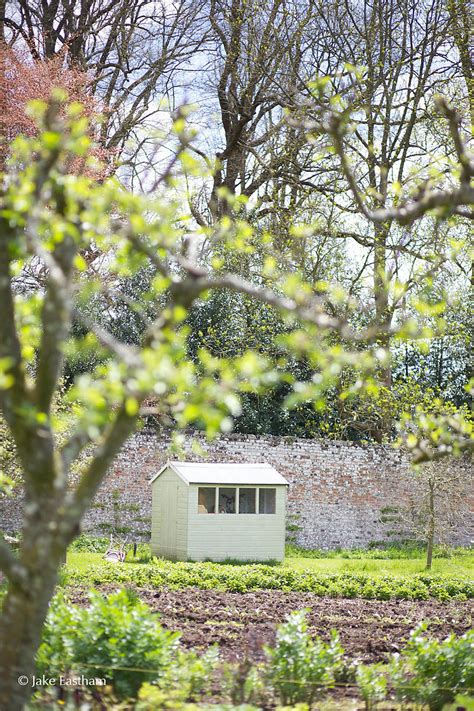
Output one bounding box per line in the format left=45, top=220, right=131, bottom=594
left=66, top=559, right=473, bottom=600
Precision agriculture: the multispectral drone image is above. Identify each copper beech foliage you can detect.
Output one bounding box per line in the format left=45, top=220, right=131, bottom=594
left=0, top=45, right=111, bottom=175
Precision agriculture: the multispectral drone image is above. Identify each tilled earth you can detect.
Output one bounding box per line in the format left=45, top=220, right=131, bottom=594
left=72, top=585, right=473, bottom=664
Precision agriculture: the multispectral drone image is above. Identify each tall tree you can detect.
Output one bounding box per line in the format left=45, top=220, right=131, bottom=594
left=1, top=0, right=207, bottom=181
left=288, top=0, right=470, bottom=384
left=188, top=0, right=320, bottom=222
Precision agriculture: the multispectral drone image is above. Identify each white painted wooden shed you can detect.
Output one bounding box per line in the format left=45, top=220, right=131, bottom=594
left=150, top=461, right=289, bottom=562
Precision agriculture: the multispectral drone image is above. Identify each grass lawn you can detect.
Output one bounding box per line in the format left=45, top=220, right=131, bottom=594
left=284, top=554, right=474, bottom=577
left=66, top=550, right=106, bottom=572
left=66, top=548, right=474, bottom=578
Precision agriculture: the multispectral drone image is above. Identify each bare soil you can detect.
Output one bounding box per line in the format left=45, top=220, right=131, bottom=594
left=72, top=585, right=473, bottom=664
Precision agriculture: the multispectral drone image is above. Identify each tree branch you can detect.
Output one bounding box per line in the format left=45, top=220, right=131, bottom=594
left=0, top=538, right=28, bottom=591
left=411, top=438, right=474, bottom=464
left=0, top=233, right=30, bottom=437
left=34, top=237, right=76, bottom=413
left=319, top=100, right=474, bottom=227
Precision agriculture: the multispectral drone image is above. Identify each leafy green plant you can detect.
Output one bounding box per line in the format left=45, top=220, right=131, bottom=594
left=37, top=589, right=180, bottom=698
left=69, top=534, right=111, bottom=553
left=135, top=647, right=219, bottom=708
left=66, top=559, right=474, bottom=600
left=0, top=472, right=16, bottom=498
left=356, top=663, right=388, bottom=710
left=285, top=514, right=301, bottom=544
left=265, top=610, right=343, bottom=705
left=36, top=592, right=81, bottom=677
left=221, top=658, right=266, bottom=706
left=158, top=646, right=220, bottom=702
left=36, top=594, right=474, bottom=708
left=390, top=624, right=474, bottom=711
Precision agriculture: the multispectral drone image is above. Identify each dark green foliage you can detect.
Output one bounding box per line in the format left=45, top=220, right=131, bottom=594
left=392, top=295, right=472, bottom=409
left=62, top=270, right=472, bottom=445
left=64, top=266, right=162, bottom=386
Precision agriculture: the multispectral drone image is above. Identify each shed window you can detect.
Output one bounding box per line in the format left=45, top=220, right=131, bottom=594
left=198, top=487, right=216, bottom=514
left=259, top=488, right=276, bottom=514
left=239, top=488, right=256, bottom=513
left=219, top=487, right=236, bottom=513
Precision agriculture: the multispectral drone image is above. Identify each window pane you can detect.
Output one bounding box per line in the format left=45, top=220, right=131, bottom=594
left=219, top=487, right=236, bottom=513
left=239, top=488, right=256, bottom=513
left=198, top=487, right=216, bottom=514
left=259, top=488, right=276, bottom=514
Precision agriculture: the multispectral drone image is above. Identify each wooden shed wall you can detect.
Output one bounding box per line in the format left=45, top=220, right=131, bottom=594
left=151, top=467, right=188, bottom=560
left=186, top=485, right=286, bottom=562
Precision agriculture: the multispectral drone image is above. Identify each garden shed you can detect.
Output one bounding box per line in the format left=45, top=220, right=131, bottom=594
left=150, top=461, right=289, bottom=562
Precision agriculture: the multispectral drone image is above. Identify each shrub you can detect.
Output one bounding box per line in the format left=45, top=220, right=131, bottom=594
left=390, top=624, right=474, bottom=711
left=356, top=663, right=388, bottom=710
left=36, top=592, right=81, bottom=676
left=265, top=610, right=343, bottom=706
left=37, top=589, right=180, bottom=698
left=69, top=534, right=110, bottom=553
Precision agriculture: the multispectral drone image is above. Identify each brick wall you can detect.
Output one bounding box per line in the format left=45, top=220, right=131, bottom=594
left=1, top=431, right=472, bottom=548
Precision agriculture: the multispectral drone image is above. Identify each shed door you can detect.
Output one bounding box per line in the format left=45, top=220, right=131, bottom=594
left=160, top=481, right=179, bottom=552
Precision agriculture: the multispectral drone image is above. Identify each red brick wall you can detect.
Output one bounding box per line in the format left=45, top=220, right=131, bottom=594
left=1, top=431, right=471, bottom=548
left=78, top=431, right=474, bottom=548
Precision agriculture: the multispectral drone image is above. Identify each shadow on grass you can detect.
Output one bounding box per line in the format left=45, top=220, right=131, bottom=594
left=201, top=557, right=282, bottom=567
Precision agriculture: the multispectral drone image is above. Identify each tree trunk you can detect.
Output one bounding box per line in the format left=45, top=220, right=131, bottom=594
left=0, top=510, right=66, bottom=710
left=373, top=224, right=392, bottom=388
left=425, top=479, right=435, bottom=571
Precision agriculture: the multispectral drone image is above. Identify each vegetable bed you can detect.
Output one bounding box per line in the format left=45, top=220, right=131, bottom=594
left=66, top=558, right=474, bottom=600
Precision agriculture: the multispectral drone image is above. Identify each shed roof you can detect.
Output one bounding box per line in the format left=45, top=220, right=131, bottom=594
left=150, top=461, right=288, bottom=486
